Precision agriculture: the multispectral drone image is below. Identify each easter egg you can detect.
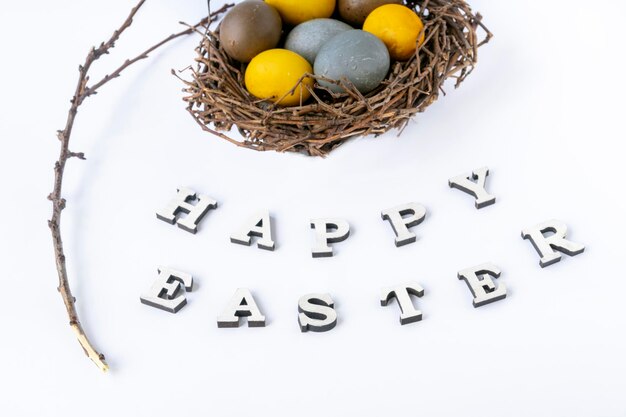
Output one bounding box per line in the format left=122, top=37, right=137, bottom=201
left=265, top=0, right=336, bottom=26
left=285, top=19, right=352, bottom=65
left=219, top=0, right=282, bottom=63
left=338, top=0, right=402, bottom=26
left=245, top=49, right=314, bottom=106
left=314, top=30, right=390, bottom=94
left=363, top=4, right=425, bottom=61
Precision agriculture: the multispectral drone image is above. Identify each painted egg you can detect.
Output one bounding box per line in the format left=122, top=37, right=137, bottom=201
left=265, top=0, right=336, bottom=26
left=314, top=30, right=390, bottom=94
left=219, top=0, right=282, bottom=63
left=338, top=0, right=402, bottom=26
left=364, top=4, right=425, bottom=61
left=245, top=49, right=314, bottom=106
left=285, top=19, right=352, bottom=65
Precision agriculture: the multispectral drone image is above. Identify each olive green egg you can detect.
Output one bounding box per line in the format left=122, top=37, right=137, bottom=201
left=219, top=0, right=282, bottom=63
left=338, top=0, right=403, bottom=26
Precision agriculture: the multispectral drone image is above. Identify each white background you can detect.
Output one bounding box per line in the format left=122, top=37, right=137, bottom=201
left=1, top=0, right=624, bottom=416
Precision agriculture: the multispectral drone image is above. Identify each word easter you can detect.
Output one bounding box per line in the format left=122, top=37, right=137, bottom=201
left=141, top=167, right=585, bottom=330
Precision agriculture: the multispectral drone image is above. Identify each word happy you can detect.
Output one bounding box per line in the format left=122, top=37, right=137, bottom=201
left=140, top=167, right=585, bottom=331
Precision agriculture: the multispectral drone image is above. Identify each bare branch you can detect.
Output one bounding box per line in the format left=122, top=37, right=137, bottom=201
left=49, top=0, right=231, bottom=372
left=84, top=3, right=232, bottom=98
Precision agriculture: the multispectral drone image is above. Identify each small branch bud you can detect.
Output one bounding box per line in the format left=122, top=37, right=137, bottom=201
left=69, top=151, right=86, bottom=160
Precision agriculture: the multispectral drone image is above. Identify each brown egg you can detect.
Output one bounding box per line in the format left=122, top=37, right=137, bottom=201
left=338, top=0, right=403, bottom=26
left=219, top=0, right=282, bottom=63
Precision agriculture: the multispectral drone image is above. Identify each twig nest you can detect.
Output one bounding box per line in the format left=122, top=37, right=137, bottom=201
left=183, top=0, right=492, bottom=156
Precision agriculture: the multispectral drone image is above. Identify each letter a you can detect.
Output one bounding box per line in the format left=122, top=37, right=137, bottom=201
left=230, top=210, right=275, bottom=251
left=217, top=289, right=266, bottom=328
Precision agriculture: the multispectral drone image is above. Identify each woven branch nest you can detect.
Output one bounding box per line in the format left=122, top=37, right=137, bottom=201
left=182, top=0, right=491, bottom=156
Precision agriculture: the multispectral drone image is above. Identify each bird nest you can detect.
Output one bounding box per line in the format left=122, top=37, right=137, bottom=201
left=182, top=0, right=491, bottom=156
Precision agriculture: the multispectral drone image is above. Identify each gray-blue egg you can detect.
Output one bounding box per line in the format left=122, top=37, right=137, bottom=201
left=284, top=19, right=353, bottom=65
left=314, top=30, right=390, bottom=94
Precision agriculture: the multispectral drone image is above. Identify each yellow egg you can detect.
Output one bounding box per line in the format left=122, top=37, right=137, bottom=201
left=363, top=4, right=425, bottom=61
left=245, top=49, right=314, bottom=106
left=265, top=0, right=336, bottom=25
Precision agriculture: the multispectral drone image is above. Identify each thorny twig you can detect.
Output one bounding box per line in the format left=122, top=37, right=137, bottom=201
left=48, top=0, right=230, bottom=372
